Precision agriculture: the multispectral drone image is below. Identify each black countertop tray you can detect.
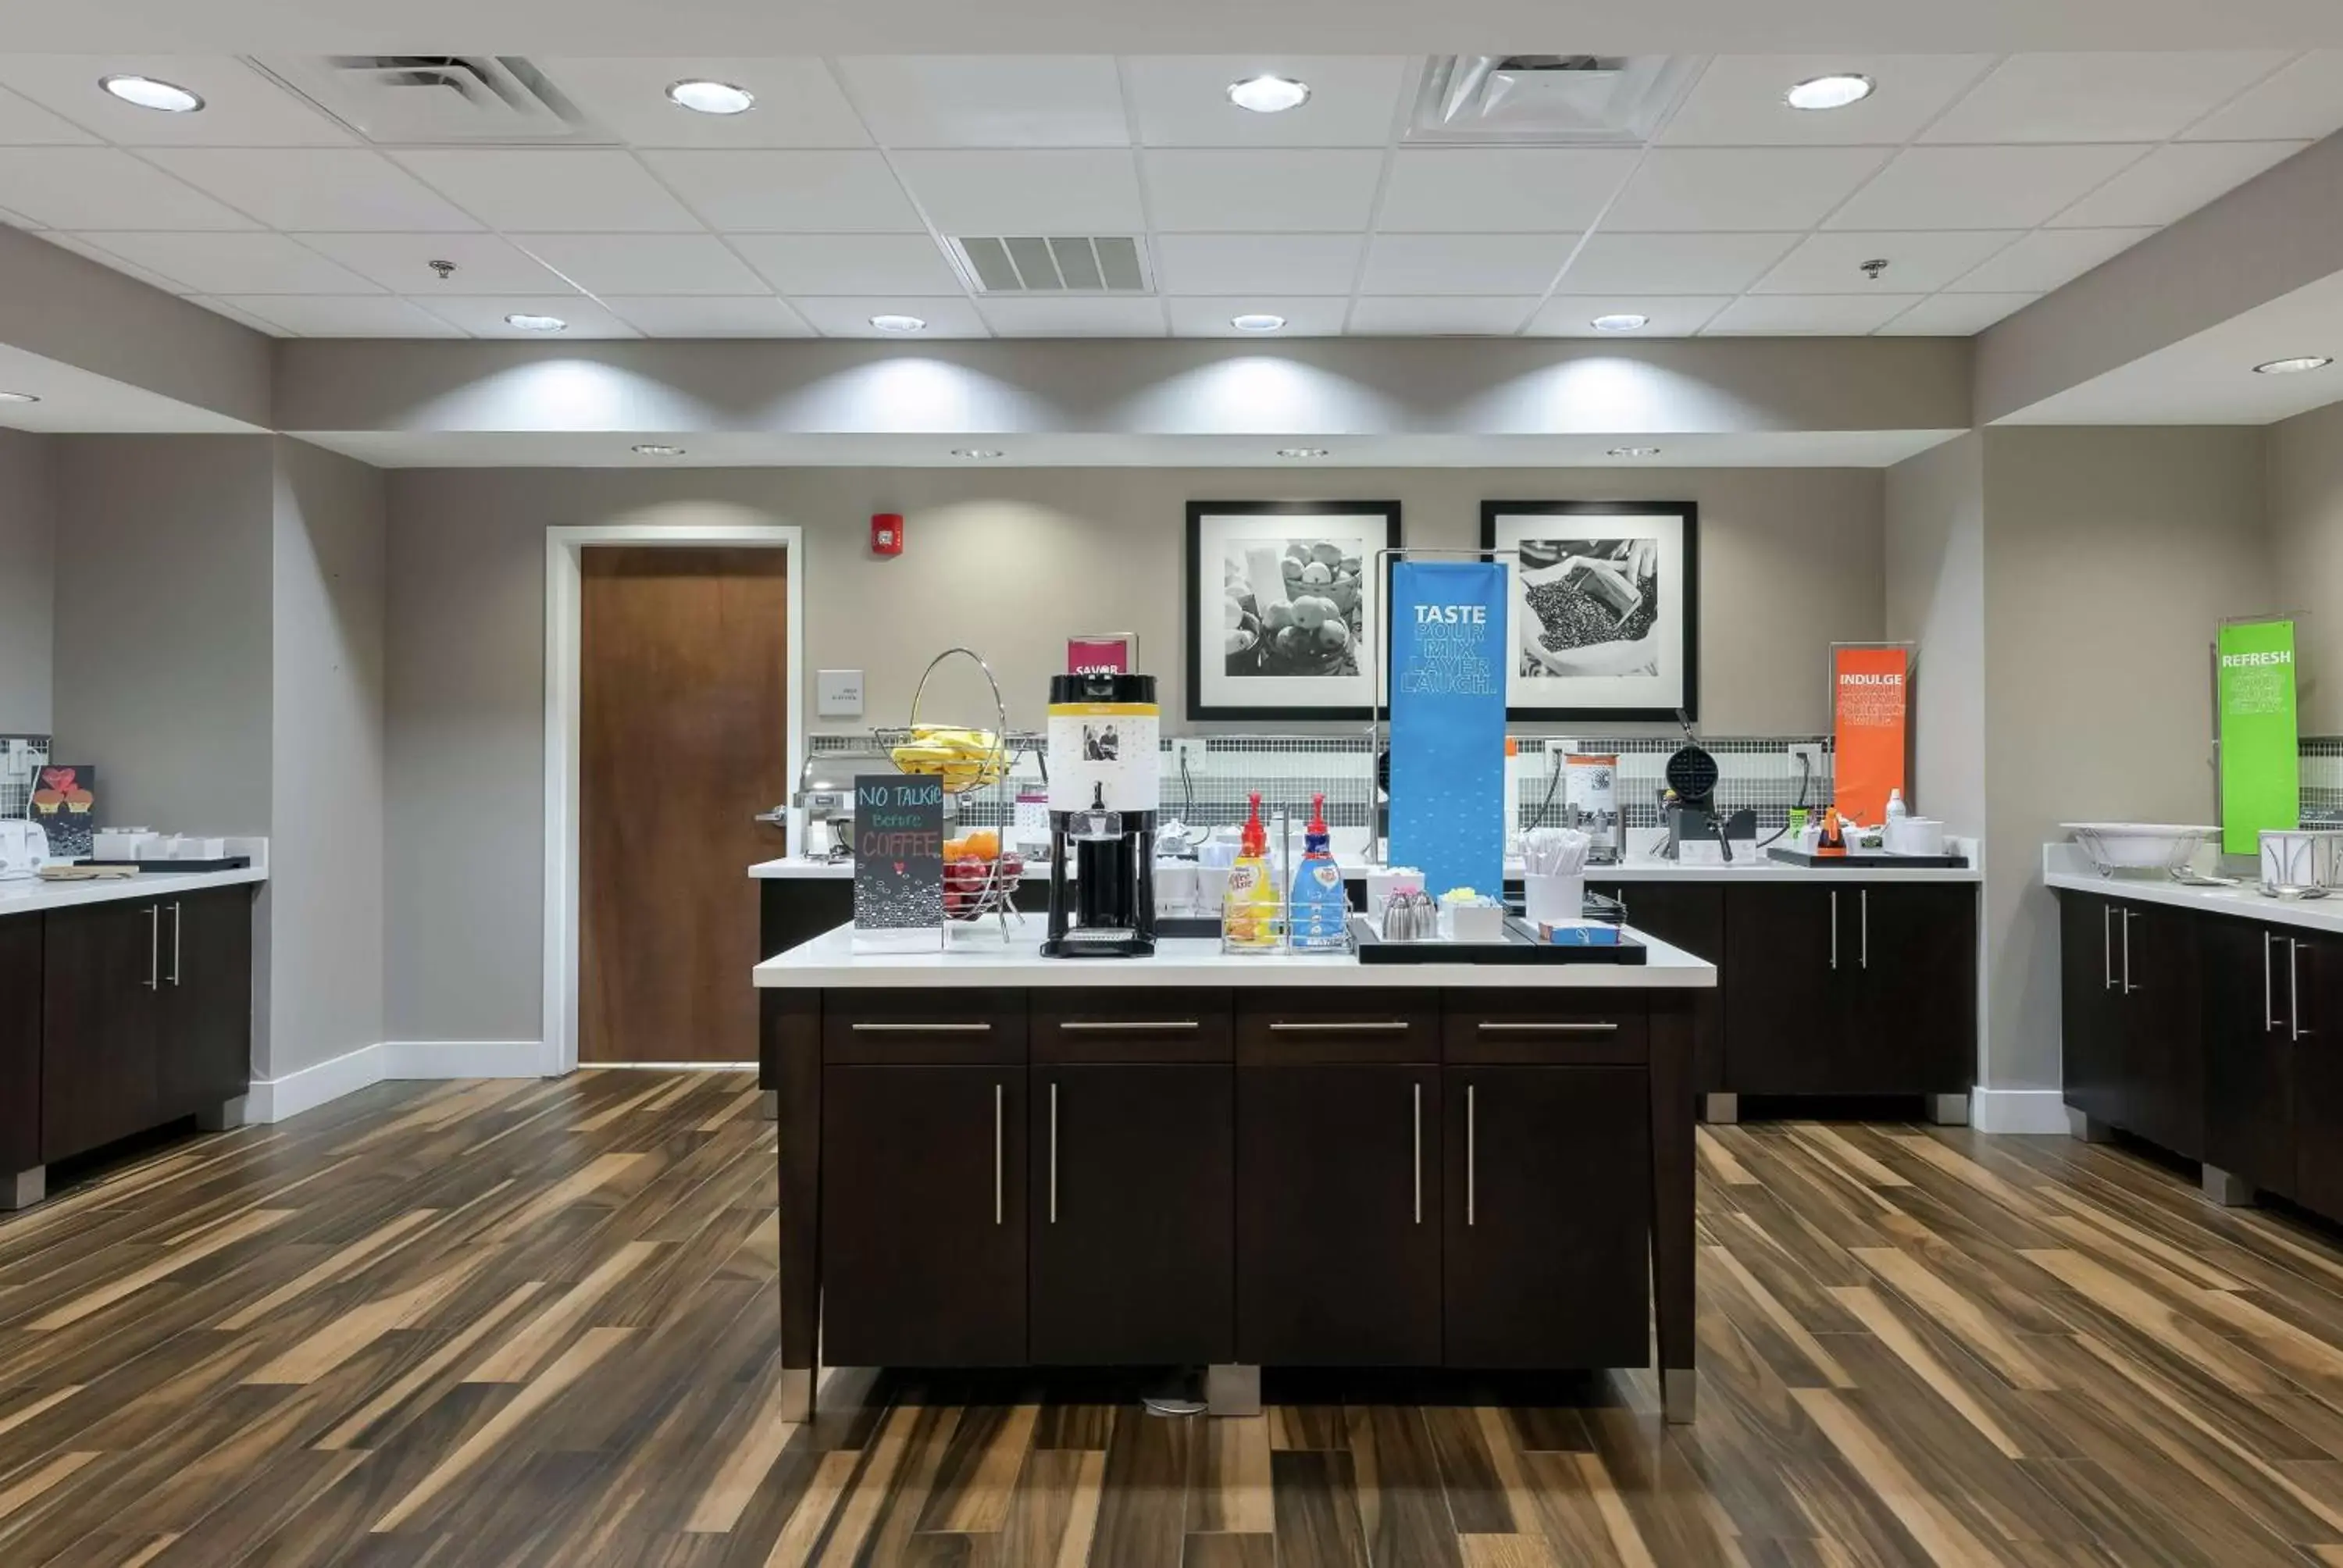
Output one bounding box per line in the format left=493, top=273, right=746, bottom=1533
left=77, top=856, right=253, bottom=874
left=1766, top=847, right=1969, bottom=870
left=1349, top=916, right=1648, bottom=965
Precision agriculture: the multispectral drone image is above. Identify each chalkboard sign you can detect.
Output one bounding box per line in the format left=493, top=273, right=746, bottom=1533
left=853, top=773, right=944, bottom=943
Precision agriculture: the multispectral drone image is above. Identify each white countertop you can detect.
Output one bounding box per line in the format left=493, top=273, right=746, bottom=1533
left=0, top=864, right=267, bottom=916
left=2043, top=841, right=2343, bottom=936
left=754, top=920, right=1716, bottom=989
left=750, top=846, right=1979, bottom=886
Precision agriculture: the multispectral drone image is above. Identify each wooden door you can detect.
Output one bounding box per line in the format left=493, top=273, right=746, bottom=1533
left=1852, top=886, right=1976, bottom=1096
left=819, top=1065, right=1027, bottom=1367
left=2120, top=902, right=2206, bottom=1161
left=2059, top=892, right=2125, bottom=1130
left=1443, top=1065, right=1649, bottom=1368
left=158, top=887, right=253, bottom=1121
left=580, top=547, right=790, bottom=1064
left=1721, top=885, right=1853, bottom=1094
left=2291, top=932, right=2343, bottom=1219
left=0, top=915, right=40, bottom=1178
left=1236, top=1064, right=1441, bottom=1366
left=41, top=900, right=160, bottom=1163
left=1029, top=1063, right=1233, bottom=1364
left=1598, top=882, right=1724, bottom=1090
left=2203, top=916, right=2294, bottom=1194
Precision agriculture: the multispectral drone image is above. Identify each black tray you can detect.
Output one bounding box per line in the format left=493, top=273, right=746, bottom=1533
left=1349, top=916, right=1647, bottom=965
left=1766, top=847, right=1968, bottom=870
left=77, top=856, right=253, bottom=874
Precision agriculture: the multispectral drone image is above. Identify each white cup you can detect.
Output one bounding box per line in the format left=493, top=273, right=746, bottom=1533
left=1154, top=861, right=1200, bottom=916
left=1523, top=873, right=1585, bottom=927
left=1196, top=864, right=1231, bottom=914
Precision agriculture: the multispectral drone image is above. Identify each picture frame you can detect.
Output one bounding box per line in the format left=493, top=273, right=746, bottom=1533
left=1482, top=501, right=1699, bottom=722
left=1186, top=501, right=1402, bottom=721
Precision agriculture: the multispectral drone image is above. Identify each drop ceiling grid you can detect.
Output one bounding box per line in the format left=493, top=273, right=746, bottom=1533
left=0, top=51, right=2325, bottom=339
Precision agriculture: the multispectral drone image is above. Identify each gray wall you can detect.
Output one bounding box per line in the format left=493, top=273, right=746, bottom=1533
left=267, top=438, right=386, bottom=1078
left=1885, top=434, right=1987, bottom=843
left=0, top=429, right=55, bottom=733
left=383, top=462, right=1886, bottom=1045
left=2268, top=399, right=2343, bottom=732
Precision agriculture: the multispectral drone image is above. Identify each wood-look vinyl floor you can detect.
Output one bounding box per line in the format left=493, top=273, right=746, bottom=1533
left=7, top=1076, right=2343, bottom=1565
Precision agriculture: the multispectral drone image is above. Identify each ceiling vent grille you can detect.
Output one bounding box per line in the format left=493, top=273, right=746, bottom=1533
left=1408, top=54, right=1702, bottom=144
left=950, top=236, right=1150, bottom=295
left=248, top=55, right=604, bottom=144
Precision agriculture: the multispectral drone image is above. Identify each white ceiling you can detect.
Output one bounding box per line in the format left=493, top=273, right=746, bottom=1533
left=0, top=51, right=2329, bottom=344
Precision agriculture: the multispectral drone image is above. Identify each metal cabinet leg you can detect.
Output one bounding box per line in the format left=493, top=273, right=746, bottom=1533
left=1207, top=1364, right=1261, bottom=1417
left=1664, top=1367, right=1698, bottom=1424
left=2066, top=1107, right=2113, bottom=1144
left=1701, top=1092, right=1739, bottom=1125
left=197, top=1095, right=248, bottom=1132
left=1926, top=1094, right=1970, bottom=1127
left=761, top=1090, right=779, bottom=1121
left=776, top=1367, right=813, bottom=1423
left=2202, top=1165, right=2256, bottom=1207
left=2, top=1166, right=44, bottom=1210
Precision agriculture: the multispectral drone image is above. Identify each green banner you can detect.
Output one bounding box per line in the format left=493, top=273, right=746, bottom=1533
left=2218, top=619, right=2299, bottom=855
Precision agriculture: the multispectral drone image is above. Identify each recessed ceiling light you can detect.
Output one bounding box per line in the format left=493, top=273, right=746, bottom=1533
left=2254, top=355, right=2332, bottom=375
left=0, top=391, right=38, bottom=404
left=1276, top=447, right=1329, bottom=459
left=1230, top=312, right=1288, bottom=333
left=1607, top=446, right=1662, bottom=458
left=100, top=74, right=204, bottom=113
left=1590, top=313, right=1649, bottom=333
left=504, top=312, right=567, bottom=332
left=870, top=314, right=926, bottom=333
left=665, top=79, right=755, bottom=116
left=1785, top=73, right=1875, bottom=111
left=1228, top=75, right=1311, bottom=114
left=952, top=447, right=1004, bottom=460
left=632, top=444, right=686, bottom=457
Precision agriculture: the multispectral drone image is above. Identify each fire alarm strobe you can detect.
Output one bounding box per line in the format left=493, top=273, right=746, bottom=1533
left=871, top=513, right=904, bottom=556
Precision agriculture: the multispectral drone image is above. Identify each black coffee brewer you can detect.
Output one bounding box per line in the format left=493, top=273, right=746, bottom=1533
left=1041, top=672, right=1159, bottom=957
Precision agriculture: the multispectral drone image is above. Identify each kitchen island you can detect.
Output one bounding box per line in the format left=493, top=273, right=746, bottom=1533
left=755, top=922, right=1714, bottom=1424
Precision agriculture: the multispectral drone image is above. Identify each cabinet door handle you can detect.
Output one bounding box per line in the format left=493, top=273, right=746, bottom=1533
left=1057, top=1020, right=1199, bottom=1033
left=1830, top=890, right=1839, bottom=971
left=2124, top=911, right=2136, bottom=994
left=2105, top=905, right=2116, bottom=991
left=2266, top=930, right=2278, bottom=1032
left=1411, top=1082, right=1423, bottom=1225
left=1047, top=1082, right=1058, bottom=1224
left=1268, top=1020, right=1410, bottom=1034
left=144, top=904, right=159, bottom=990
left=849, top=1021, right=992, bottom=1033
left=1860, top=889, right=1869, bottom=971
left=1466, top=1083, right=1477, bottom=1228
left=170, top=902, right=183, bottom=987
left=1475, top=1020, right=1618, bottom=1033
left=2292, top=939, right=2306, bottom=1041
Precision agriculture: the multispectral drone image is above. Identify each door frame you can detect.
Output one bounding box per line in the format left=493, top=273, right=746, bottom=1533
left=543, top=523, right=806, bottom=1077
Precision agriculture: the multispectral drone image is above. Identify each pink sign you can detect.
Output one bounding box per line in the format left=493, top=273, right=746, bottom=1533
left=1067, top=636, right=1133, bottom=675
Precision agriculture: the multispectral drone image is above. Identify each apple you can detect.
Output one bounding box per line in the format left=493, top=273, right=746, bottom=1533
left=1222, top=593, right=1244, bottom=629
left=1300, top=561, right=1332, bottom=586
left=1291, top=596, right=1332, bottom=631
left=1263, top=600, right=1296, bottom=633
left=1274, top=625, right=1313, bottom=660
left=1310, top=541, right=1344, bottom=566
left=1279, top=556, right=1303, bottom=582
left=1317, top=617, right=1352, bottom=651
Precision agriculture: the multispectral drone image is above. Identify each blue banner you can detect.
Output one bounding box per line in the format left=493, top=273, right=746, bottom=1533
left=1388, top=561, right=1507, bottom=899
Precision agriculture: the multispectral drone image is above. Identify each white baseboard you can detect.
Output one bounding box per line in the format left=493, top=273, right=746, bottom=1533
left=247, top=1039, right=549, bottom=1124
left=1971, top=1087, right=2070, bottom=1135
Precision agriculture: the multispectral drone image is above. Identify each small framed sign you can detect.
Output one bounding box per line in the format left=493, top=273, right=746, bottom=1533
left=852, top=773, right=944, bottom=951
left=1067, top=633, right=1136, bottom=675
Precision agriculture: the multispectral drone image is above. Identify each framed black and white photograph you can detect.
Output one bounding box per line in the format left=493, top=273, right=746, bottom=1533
left=1186, top=501, right=1401, bottom=721
left=1482, top=501, right=1698, bottom=722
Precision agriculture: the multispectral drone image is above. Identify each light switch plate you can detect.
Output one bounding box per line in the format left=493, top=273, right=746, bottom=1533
left=817, top=669, right=865, bottom=718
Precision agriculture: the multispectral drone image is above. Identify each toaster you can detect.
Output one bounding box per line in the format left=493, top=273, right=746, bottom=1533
left=0, top=818, right=48, bottom=881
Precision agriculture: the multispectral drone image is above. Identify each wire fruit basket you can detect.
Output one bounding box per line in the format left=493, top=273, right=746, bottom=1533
left=876, top=647, right=1022, bottom=932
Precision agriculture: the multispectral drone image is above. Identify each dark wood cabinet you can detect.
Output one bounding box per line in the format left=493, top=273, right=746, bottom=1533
left=1029, top=1063, right=1233, bottom=1364
left=1592, top=882, right=1723, bottom=1089
left=1721, top=885, right=1854, bottom=1094
left=1443, top=1065, right=1649, bottom=1368
left=0, top=915, right=40, bottom=1182
left=1856, top=886, right=1977, bottom=1096
left=2057, top=891, right=2125, bottom=1130
left=2202, top=915, right=2293, bottom=1194
left=1237, top=1063, right=1442, bottom=1366
left=41, top=899, right=164, bottom=1164
left=158, top=889, right=254, bottom=1121
left=820, top=1064, right=1027, bottom=1367
left=2116, top=902, right=2204, bottom=1160
left=2291, top=931, right=2343, bottom=1217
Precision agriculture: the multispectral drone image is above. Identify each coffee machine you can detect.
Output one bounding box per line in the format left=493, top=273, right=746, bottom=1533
left=1042, top=672, right=1159, bottom=957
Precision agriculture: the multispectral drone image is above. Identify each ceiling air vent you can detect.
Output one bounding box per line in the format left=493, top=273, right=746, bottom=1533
left=1408, top=54, right=1702, bottom=144
left=248, top=55, right=604, bottom=144
left=950, top=237, right=1150, bottom=295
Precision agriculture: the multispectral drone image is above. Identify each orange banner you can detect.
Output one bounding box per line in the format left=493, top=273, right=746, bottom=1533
left=1831, top=647, right=1909, bottom=826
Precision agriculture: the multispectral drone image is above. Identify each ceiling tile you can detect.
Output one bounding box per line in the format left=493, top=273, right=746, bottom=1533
left=1875, top=293, right=2041, bottom=335
left=1702, top=294, right=1924, bottom=334
left=787, top=297, right=990, bottom=337
left=1603, top=147, right=1888, bottom=231
left=1124, top=56, right=1410, bottom=148
left=1526, top=297, right=1733, bottom=337
left=536, top=58, right=871, bottom=148
left=0, top=56, right=353, bottom=146
left=0, top=148, right=258, bottom=230
left=390, top=150, right=701, bottom=233
left=37, top=230, right=190, bottom=291
left=1143, top=150, right=1384, bottom=232
left=975, top=297, right=1166, bottom=336
left=835, top=57, right=1129, bottom=148
left=889, top=150, right=1143, bottom=234
left=512, top=233, right=767, bottom=295
left=1753, top=230, right=2019, bottom=294
left=1556, top=232, right=1798, bottom=294
left=209, top=294, right=465, bottom=337
left=73, top=231, right=380, bottom=294
left=408, top=294, right=640, bottom=338
left=729, top=233, right=961, bottom=294
left=0, top=85, right=100, bottom=146
left=2183, top=52, right=2343, bottom=141
left=2049, top=141, right=2305, bottom=227
left=1945, top=227, right=2156, bottom=292
left=1360, top=233, right=1569, bottom=295
left=1153, top=233, right=1362, bottom=294
left=1824, top=144, right=2146, bottom=230
left=1376, top=149, right=1636, bottom=233
left=601, top=296, right=816, bottom=336
left=636, top=150, right=923, bottom=232
left=1164, top=297, right=1352, bottom=337
left=142, top=148, right=481, bottom=232
left=294, top=233, right=576, bottom=295
left=1657, top=55, right=1995, bottom=146
left=1921, top=52, right=2291, bottom=144
left=1348, top=297, right=1538, bottom=335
